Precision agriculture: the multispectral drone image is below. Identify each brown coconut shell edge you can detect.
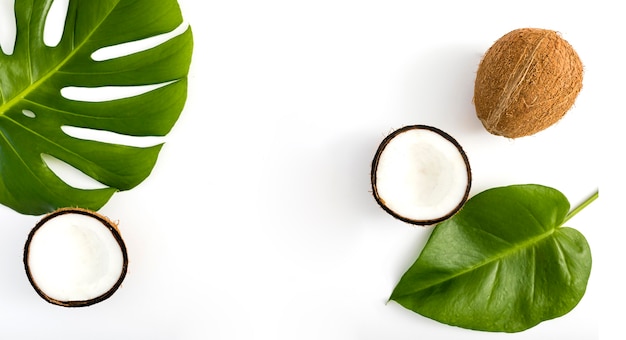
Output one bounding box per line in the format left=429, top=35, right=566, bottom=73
left=23, top=207, right=129, bottom=307
left=371, top=125, right=472, bottom=226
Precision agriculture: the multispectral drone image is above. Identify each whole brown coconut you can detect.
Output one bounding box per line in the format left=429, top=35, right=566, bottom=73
left=473, top=28, right=583, bottom=138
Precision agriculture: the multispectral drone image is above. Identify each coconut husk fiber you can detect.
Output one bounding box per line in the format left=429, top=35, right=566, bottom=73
left=473, top=28, right=583, bottom=138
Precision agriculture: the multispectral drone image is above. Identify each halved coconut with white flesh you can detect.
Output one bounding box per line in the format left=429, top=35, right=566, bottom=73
left=23, top=208, right=128, bottom=307
left=371, top=125, right=471, bottom=225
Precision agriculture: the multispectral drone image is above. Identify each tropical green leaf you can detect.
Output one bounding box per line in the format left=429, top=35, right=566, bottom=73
left=390, top=184, right=595, bottom=333
left=0, top=0, right=192, bottom=215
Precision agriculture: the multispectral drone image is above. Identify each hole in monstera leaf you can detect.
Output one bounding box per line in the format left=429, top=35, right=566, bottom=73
left=91, top=22, right=190, bottom=61
left=43, top=0, right=68, bottom=47
left=41, top=154, right=108, bottom=190
left=22, top=109, right=36, bottom=118
left=60, top=81, right=175, bottom=102
left=62, top=126, right=164, bottom=148
left=0, top=0, right=16, bottom=55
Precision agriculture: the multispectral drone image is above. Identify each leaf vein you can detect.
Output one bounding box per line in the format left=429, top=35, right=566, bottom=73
left=393, top=228, right=557, bottom=300
left=530, top=245, right=536, bottom=303
left=1, top=1, right=121, bottom=118
left=21, top=98, right=117, bottom=120
left=1, top=115, right=103, bottom=175
left=0, top=116, right=49, bottom=191
left=552, top=235, right=573, bottom=283
left=486, top=261, right=501, bottom=307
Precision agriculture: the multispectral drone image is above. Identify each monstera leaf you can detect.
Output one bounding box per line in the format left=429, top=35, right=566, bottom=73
left=0, top=0, right=193, bottom=215
left=390, top=184, right=596, bottom=332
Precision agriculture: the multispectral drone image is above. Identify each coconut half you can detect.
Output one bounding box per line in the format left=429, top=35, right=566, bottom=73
left=23, top=208, right=128, bottom=307
left=371, top=125, right=471, bottom=225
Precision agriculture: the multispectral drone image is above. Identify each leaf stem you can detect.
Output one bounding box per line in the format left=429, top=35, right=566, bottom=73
left=563, top=190, right=598, bottom=224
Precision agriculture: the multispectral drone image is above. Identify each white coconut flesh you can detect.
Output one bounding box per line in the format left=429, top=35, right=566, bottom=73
left=372, top=126, right=471, bottom=224
left=24, top=210, right=127, bottom=306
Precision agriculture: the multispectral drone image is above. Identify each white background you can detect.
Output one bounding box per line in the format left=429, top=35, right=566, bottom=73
left=0, top=0, right=622, bottom=339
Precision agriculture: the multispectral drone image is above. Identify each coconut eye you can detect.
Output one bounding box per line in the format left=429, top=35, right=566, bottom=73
left=371, top=125, right=471, bottom=225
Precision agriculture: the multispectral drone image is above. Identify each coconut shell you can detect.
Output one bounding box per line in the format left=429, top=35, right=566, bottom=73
left=473, top=28, right=583, bottom=138
left=371, top=125, right=472, bottom=226
left=23, top=208, right=128, bottom=307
